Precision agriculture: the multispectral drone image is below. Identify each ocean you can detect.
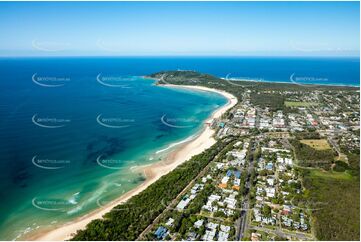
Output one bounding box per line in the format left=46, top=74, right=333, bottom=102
left=0, top=56, right=359, bottom=240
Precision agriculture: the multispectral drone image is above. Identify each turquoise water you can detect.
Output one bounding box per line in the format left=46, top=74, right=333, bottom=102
left=0, top=56, right=359, bottom=240
left=0, top=58, right=227, bottom=240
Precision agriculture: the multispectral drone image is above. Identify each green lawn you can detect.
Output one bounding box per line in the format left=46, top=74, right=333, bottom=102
left=300, top=139, right=331, bottom=150
left=309, top=169, right=353, bottom=180
left=284, top=101, right=318, bottom=107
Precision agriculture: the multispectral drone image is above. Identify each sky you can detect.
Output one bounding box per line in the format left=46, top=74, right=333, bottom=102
left=0, top=1, right=359, bottom=57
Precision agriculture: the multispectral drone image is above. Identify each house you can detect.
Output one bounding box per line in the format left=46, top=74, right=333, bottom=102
left=226, top=170, right=233, bottom=177
left=218, top=231, right=229, bottom=241
left=224, top=195, right=237, bottom=209
left=186, top=231, right=198, bottom=241
left=176, top=197, right=191, bottom=211
left=165, top=218, right=174, bottom=227
left=265, top=187, right=275, bottom=198
left=234, top=170, right=241, bottom=178
left=154, top=226, right=168, bottom=240
left=253, top=208, right=262, bottom=222
left=203, top=229, right=216, bottom=241
left=220, top=225, right=230, bottom=233
left=191, top=183, right=203, bottom=194
left=221, top=176, right=229, bottom=184
left=215, top=163, right=224, bottom=170
left=283, top=205, right=292, bottom=213
left=203, top=194, right=221, bottom=212
left=284, top=158, right=293, bottom=165
left=206, top=222, right=218, bottom=230
left=265, top=163, right=273, bottom=170
left=194, top=219, right=204, bottom=229
left=266, top=178, right=274, bottom=186
left=203, top=222, right=218, bottom=241
left=251, top=232, right=261, bottom=241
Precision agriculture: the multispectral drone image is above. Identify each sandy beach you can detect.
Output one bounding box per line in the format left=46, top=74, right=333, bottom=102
left=29, top=85, right=238, bottom=241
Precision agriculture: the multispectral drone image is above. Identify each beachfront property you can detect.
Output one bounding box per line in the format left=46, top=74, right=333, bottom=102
left=140, top=69, right=359, bottom=242
left=176, top=184, right=204, bottom=211
left=0, top=0, right=360, bottom=240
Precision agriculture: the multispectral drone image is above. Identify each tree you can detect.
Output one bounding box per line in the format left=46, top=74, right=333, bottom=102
left=262, top=205, right=272, bottom=217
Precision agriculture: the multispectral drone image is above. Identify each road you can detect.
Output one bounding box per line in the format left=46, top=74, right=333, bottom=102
left=327, top=136, right=348, bottom=163
left=235, top=139, right=256, bottom=240
left=249, top=225, right=314, bottom=241
left=237, top=200, right=249, bottom=240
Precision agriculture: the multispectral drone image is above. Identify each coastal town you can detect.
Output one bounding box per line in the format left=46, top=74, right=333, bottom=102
left=2, top=1, right=360, bottom=241
left=67, top=70, right=359, bottom=242
left=139, top=71, right=360, bottom=241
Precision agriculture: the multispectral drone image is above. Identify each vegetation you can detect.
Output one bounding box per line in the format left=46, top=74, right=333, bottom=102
left=72, top=139, right=233, bottom=240
left=147, top=71, right=357, bottom=107
left=293, top=131, right=360, bottom=241
left=294, top=131, right=320, bottom=140
left=71, top=70, right=359, bottom=241
left=290, top=139, right=335, bottom=169
left=300, top=169, right=359, bottom=241
left=339, top=141, right=360, bottom=176
left=347, top=152, right=360, bottom=176
left=299, top=139, right=331, bottom=150
left=250, top=92, right=285, bottom=111
left=284, top=101, right=318, bottom=107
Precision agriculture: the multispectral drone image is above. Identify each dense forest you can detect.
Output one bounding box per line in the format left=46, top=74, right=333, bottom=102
left=292, top=137, right=359, bottom=241
left=290, top=139, right=335, bottom=170
left=250, top=92, right=285, bottom=111
left=300, top=169, right=360, bottom=241
left=72, top=138, right=233, bottom=240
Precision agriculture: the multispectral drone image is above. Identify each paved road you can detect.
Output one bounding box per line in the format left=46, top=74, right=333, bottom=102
left=236, top=139, right=256, bottom=240
left=238, top=201, right=249, bottom=239
left=235, top=217, right=242, bottom=240
left=249, top=225, right=314, bottom=241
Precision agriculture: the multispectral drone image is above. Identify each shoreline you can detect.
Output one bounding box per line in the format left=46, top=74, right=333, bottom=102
left=28, top=85, right=238, bottom=241
left=220, top=77, right=359, bottom=88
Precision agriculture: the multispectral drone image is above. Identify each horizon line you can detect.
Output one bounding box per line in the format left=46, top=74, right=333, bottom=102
left=0, top=55, right=359, bottom=58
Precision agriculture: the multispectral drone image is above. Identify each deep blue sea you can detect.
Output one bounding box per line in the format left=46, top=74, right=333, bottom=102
left=0, top=57, right=359, bottom=240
